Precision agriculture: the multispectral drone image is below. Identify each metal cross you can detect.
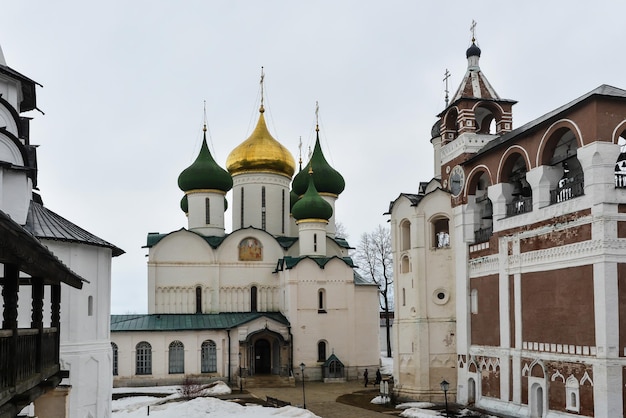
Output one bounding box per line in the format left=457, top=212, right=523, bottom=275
left=470, top=20, right=477, bottom=42
left=443, top=69, right=451, bottom=107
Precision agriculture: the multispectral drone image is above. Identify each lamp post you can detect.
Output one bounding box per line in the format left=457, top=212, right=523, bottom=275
left=300, top=362, right=306, bottom=409
left=238, top=352, right=243, bottom=393
left=440, top=379, right=450, bottom=418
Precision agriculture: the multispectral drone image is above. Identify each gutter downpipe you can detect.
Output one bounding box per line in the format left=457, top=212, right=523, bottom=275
left=227, top=329, right=231, bottom=383
left=288, top=326, right=293, bottom=377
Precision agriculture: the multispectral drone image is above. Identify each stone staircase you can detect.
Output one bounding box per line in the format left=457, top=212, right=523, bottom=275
left=240, top=374, right=295, bottom=388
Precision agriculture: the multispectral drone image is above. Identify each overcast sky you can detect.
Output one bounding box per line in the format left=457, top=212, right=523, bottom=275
left=2, top=2, right=625, bottom=313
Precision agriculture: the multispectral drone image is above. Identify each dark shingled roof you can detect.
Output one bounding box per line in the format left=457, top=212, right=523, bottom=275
left=111, top=312, right=289, bottom=332
left=25, top=197, right=124, bottom=257
left=468, top=84, right=626, bottom=163
left=0, top=209, right=84, bottom=288
left=0, top=63, right=41, bottom=112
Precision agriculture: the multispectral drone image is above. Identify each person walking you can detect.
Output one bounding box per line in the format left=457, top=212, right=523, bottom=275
left=363, top=369, right=369, bottom=387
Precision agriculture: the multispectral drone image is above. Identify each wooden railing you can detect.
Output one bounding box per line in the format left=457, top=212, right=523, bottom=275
left=0, top=327, right=59, bottom=399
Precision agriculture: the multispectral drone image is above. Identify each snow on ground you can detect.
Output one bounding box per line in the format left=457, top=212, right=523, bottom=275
left=113, top=396, right=321, bottom=418
left=396, top=402, right=436, bottom=410
left=399, top=407, right=442, bottom=418
left=112, top=381, right=320, bottom=418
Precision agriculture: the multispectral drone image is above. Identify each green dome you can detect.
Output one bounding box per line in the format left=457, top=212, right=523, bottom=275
left=180, top=195, right=188, bottom=213
left=292, top=170, right=333, bottom=221
left=292, top=132, right=345, bottom=196
left=178, top=133, right=233, bottom=192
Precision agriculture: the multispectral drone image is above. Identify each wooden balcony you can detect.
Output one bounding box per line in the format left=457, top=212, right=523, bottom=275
left=0, top=209, right=84, bottom=417
left=0, top=328, right=62, bottom=412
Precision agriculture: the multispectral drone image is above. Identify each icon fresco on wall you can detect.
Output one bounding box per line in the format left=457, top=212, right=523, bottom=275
left=239, top=237, right=263, bottom=261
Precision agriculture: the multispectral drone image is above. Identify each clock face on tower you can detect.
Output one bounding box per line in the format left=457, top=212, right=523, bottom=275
left=449, top=165, right=465, bottom=197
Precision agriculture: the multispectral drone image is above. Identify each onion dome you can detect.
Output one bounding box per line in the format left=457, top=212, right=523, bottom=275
left=180, top=195, right=188, bottom=213
left=178, top=131, right=233, bottom=192
left=292, top=131, right=345, bottom=196
left=466, top=41, right=481, bottom=58
left=292, top=168, right=333, bottom=221
left=226, top=107, right=296, bottom=178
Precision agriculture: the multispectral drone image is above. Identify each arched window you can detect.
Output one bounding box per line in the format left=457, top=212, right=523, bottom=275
left=135, top=341, right=152, bottom=375
left=261, top=186, right=266, bottom=230
left=168, top=340, right=184, bottom=374
left=401, top=255, right=410, bottom=273
left=314, top=233, right=318, bottom=252
left=616, top=133, right=626, bottom=188
left=565, top=375, right=580, bottom=412
left=400, top=220, right=411, bottom=251
left=111, top=342, right=118, bottom=376
left=88, top=295, right=93, bottom=316
left=196, top=286, right=202, bottom=314
left=433, top=218, right=450, bottom=248
left=547, top=130, right=583, bottom=204
left=201, top=340, right=217, bottom=373
left=251, top=286, right=258, bottom=312
left=318, top=289, right=326, bottom=313
left=504, top=154, right=532, bottom=216
left=317, top=341, right=327, bottom=362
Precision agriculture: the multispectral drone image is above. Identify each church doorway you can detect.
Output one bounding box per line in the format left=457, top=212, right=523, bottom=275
left=468, top=377, right=476, bottom=404
left=254, top=338, right=271, bottom=374
left=530, top=383, right=544, bottom=417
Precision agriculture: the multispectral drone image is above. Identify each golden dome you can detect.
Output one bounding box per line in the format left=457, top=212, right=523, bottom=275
left=226, top=108, right=296, bottom=178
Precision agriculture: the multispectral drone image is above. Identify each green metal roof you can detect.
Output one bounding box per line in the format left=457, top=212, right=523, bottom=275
left=353, top=270, right=377, bottom=286
left=145, top=228, right=298, bottom=250
left=275, top=255, right=355, bottom=272
left=111, top=312, right=289, bottom=332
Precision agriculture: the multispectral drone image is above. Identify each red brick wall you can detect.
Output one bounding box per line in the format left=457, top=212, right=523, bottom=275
left=522, top=265, right=595, bottom=346
left=471, top=275, right=500, bottom=346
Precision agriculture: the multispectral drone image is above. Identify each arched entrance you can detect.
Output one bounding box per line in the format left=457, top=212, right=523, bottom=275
left=254, top=339, right=271, bottom=374
left=241, top=328, right=290, bottom=376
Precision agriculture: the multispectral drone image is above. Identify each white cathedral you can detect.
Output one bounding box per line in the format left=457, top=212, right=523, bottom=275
left=111, top=88, right=380, bottom=386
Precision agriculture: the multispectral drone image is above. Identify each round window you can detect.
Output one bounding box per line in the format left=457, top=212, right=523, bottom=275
left=433, top=288, right=449, bottom=305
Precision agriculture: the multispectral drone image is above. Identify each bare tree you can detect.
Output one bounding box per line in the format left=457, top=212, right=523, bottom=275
left=354, top=225, right=393, bottom=358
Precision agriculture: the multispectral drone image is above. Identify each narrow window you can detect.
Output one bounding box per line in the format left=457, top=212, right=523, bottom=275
left=318, top=289, right=326, bottom=313
left=168, top=340, right=184, bottom=374
left=261, top=186, right=266, bottom=230
left=401, top=220, right=411, bottom=250
left=240, top=187, right=245, bottom=229
left=281, top=189, right=285, bottom=233
left=314, top=233, right=317, bottom=252
left=251, top=286, right=258, bottom=312
left=402, top=288, right=406, bottom=306
left=135, top=341, right=152, bottom=375
left=201, top=340, right=217, bottom=373
left=317, top=341, right=327, bottom=362
left=111, top=342, right=118, bottom=376
left=205, top=197, right=210, bottom=224
left=470, top=289, right=478, bottom=314
left=88, top=295, right=93, bottom=316
left=196, top=286, right=202, bottom=314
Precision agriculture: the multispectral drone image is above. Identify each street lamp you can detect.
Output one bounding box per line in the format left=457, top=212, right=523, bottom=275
left=238, top=352, right=243, bottom=393
left=300, top=362, right=306, bottom=409
left=440, top=379, right=450, bottom=418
